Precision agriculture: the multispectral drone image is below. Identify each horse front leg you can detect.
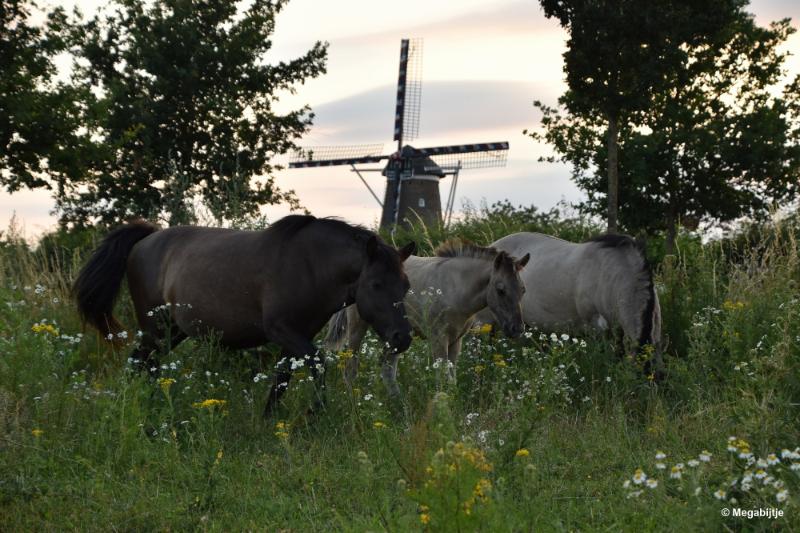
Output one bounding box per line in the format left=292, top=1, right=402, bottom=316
left=262, top=321, right=319, bottom=418
left=343, top=306, right=368, bottom=389
left=446, top=335, right=463, bottom=383
left=429, top=335, right=452, bottom=386
left=380, top=346, right=402, bottom=400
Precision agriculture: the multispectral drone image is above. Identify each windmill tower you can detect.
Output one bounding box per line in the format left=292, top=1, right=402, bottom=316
left=289, top=39, right=509, bottom=229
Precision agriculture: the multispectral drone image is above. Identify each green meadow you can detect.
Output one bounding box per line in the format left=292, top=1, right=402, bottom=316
left=1, top=206, right=799, bottom=531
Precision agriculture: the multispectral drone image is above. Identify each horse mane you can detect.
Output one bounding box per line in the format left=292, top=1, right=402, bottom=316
left=588, top=234, right=649, bottom=266
left=267, top=214, right=376, bottom=242
left=588, top=233, right=641, bottom=250
left=266, top=214, right=318, bottom=239
left=435, top=239, right=502, bottom=261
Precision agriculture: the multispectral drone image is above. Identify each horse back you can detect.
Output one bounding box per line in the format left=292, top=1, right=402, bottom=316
left=492, top=232, right=603, bottom=328
left=126, top=226, right=276, bottom=346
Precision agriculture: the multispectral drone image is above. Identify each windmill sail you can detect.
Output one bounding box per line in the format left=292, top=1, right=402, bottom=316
left=288, top=144, right=386, bottom=168
left=393, top=39, right=423, bottom=147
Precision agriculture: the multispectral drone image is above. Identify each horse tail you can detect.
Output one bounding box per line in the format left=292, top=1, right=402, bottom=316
left=324, top=308, right=350, bottom=351
left=73, top=220, right=159, bottom=337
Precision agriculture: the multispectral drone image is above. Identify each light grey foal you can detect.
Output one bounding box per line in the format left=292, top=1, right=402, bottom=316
left=326, top=239, right=529, bottom=397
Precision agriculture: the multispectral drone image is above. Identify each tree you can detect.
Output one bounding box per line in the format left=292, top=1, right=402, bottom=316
left=59, top=0, right=327, bottom=226
left=532, top=8, right=800, bottom=253
left=0, top=0, right=89, bottom=194
left=536, top=0, right=744, bottom=232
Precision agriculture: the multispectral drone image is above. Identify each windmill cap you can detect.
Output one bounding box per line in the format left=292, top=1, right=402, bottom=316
left=382, top=145, right=445, bottom=178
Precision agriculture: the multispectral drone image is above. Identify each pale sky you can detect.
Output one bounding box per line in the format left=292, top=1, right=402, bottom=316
left=3, top=0, right=799, bottom=237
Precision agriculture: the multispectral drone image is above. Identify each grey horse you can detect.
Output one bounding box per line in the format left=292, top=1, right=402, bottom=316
left=326, top=239, right=529, bottom=397
left=477, top=232, right=663, bottom=379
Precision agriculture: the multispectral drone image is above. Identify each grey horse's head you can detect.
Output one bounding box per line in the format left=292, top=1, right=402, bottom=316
left=486, top=251, right=530, bottom=338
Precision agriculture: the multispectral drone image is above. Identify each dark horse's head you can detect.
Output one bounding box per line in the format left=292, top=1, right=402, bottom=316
left=486, top=251, right=530, bottom=338
left=355, top=236, right=416, bottom=353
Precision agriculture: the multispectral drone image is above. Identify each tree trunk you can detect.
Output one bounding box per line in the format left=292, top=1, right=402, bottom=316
left=665, top=205, right=678, bottom=256
left=606, top=110, right=619, bottom=234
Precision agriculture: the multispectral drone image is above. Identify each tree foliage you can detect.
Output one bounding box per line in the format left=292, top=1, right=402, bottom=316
left=57, top=0, right=327, bottom=226
left=532, top=2, right=800, bottom=251
left=0, top=0, right=89, bottom=194
left=536, top=0, right=747, bottom=232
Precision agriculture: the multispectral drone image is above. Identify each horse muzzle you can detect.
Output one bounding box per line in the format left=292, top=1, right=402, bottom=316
left=502, top=321, right=525, bottom=339
left=388, top=330, right=412, bottom=353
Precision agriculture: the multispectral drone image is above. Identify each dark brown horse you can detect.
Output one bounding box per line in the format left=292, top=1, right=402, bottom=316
left=73, top=215, right=415, bottom=414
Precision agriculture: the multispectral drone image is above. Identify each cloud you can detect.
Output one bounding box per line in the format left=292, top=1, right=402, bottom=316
left=748, top=0, right=800, bottom=24
left=300, top=80, right=560, bottom=145
left=272, top=0, right=559, bottom=53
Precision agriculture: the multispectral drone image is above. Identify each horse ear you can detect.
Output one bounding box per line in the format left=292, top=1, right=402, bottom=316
left=516, top=253, right=530, bottom=270
left=366, top=235, right=379, bottom=260
left=398, top=241, right=416, bottom=262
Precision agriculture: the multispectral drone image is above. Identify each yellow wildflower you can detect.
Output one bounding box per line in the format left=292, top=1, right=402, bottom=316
left=157, top=377, right=175, bottom=394
left=337, top=349, right=354, bottom=370
left=492, top=354, right=507, bottom=367
left=31, top=429, right=44, bottom=438
left=192, top=399, right=227, bottom=409
left=473, top=364, right=485, bottom=374
left=373, top=421, right=387, bottom=429
left=473, top=478, right=492, bottom=501
left=722, top=300, right=746, bottom=311
left=31, top=323, right=59, bottom=336
left=515, top=448, right=530, bottom=458
left=471, top=323, right=492, bottom=334
left=274, top=420, right=290, bottom=439
left=420, top=513, right=430, bottom=525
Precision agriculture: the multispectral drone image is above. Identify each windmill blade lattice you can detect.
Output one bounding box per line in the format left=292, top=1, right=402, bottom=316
left=393, top=39, right=423, bottom=145
left=410, top=141, right=509, bottom=156
left=289, top=144, right=386, bottom=168
left=430, top=148, right=509, bottom=170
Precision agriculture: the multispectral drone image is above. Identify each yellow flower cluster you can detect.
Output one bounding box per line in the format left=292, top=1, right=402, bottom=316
left=493, top=354, right=507, bottom=368
left=373, top=421, right=387, bottom=429
left=419, top=505, right=431, bottom=525
left=31, top=429, right=44, bottom=438
left=418, top=440, right=495, bottom=523
left=515, top=448, right=530, bottom=458
left=192, top=399, right=227, bottom=410
left=727, top=436, right=752, bottom=457
left=337, top=349, right=354, bottom=370
left=157, top=377, right=175, bottom=394
left=463, top=478, right=492, bottom=515
left=31, top=323, right=59, bottom=336
left=275, top=420, right=290, bottom=439
left=471, top=323, right=492, bottom=335
left=723, top=300, right=746, bottom=311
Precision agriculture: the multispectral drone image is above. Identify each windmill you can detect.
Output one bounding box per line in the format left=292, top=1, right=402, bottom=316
left=289, top=38, right=509, bottom=229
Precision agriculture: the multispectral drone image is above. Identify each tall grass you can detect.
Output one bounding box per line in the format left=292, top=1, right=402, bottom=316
left=1, top=207, right=799, bottom=530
